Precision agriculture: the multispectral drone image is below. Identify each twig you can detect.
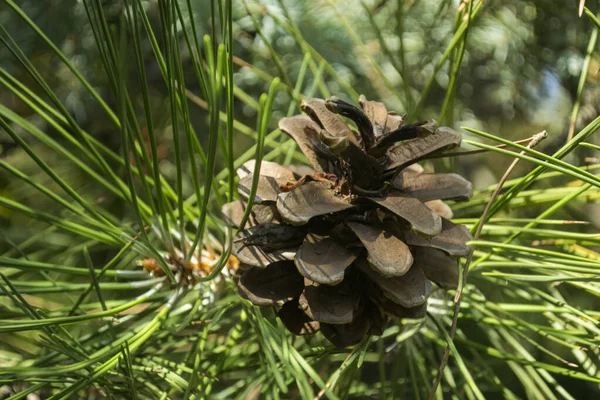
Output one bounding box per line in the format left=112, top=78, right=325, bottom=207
left=428, top=136, right=536, bottom=159
left=185, top=88, right=208, bottom=110
left=427, top=130, right=548, bottom=400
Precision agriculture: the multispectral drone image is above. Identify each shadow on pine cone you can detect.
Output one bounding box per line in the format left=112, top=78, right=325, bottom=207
left=222, top=95, right=474, bottom=348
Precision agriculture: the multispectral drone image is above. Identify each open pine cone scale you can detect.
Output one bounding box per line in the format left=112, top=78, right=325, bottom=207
left=223, top=95, right=474, bottom=347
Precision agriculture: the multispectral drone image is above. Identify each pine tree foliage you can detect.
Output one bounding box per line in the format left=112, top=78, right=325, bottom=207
left=1, top=0, right=600, bottom=398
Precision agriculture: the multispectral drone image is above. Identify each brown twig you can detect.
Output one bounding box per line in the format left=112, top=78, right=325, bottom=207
left=427, top=130, right=548, bottom=399
left=185, top=88, right=208, bottom=110
left=428, top=136, right=536, bottom=159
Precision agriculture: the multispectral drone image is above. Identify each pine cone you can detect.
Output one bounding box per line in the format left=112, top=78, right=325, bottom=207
left=223, top=95, right=473, bottom=348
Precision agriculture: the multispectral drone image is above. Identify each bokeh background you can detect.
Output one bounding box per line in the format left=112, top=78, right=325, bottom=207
left=2, top=0, right=598, bottom=187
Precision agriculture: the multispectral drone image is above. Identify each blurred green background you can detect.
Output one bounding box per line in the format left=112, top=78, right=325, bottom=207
left=3, top=0, right=600, bottom=243
left=2, top=1, right=598, bottom=173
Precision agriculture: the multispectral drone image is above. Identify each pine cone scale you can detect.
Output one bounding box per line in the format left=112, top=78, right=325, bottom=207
left=299, top=281, right=361, bottom=325
left=276, top=181, right=354, bottom=225
left=383, top=124, right=462, bottom=171
left=412, top=247, right=460, bottom=289
left=301, top=98, right=360, bottom=145
left=391, top=171, right=473, bottom=202
left=238, top=261, right=304, bottom=306
left=279, top=298, right=321, bottom=335
left=369, top=193, right=443, bottom=236
left=346, top=221, right=413, bottom=277
left=358, top=95, right=390, bottom=138
left=404, top=218, right=472, bottom=257
left=358, top=259, right=432, bottom=308
left=278, top=116, right=339, bottom=174
left=238, top=174, right=281, bottom=203
left=238, top=160, right=298, bottom=187
left=294, top=233, right=358, bottom=285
